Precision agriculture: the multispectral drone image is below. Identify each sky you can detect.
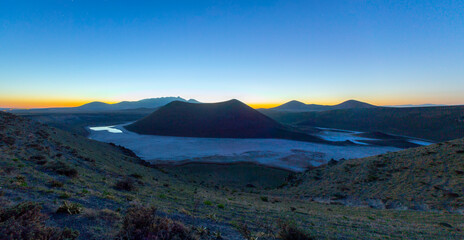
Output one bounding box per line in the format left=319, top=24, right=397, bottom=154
left=1, top=0, right=464, bottom=108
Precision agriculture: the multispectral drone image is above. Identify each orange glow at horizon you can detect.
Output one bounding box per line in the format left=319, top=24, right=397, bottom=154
left=1, top=97, right=461, bottom=109
left=248, top=103, right=281, bottom=109
left=0, top=98, right=115, bottom=109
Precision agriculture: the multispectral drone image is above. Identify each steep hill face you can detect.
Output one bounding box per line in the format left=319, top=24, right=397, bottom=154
left=285, top=138, right=464, bottom=211
left=268, top=99, right=376, bottom=112
left=125, top=99, right=323, bottom=142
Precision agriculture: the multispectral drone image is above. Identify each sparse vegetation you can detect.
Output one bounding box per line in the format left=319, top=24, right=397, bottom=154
left=56, top=201, right=82, bottom=215
left=49, top=179, right=64, bottom=188
left=46, top=161, right=78, bottom=178
left=2, top=111, right=464, bottom=239
left=277, top=221, right=313, bottom=240
left=117, top=205, right=198, bottom=240
left=0, top=202, right=79, bottom=239
left=115, top=177, right=137, bottom=191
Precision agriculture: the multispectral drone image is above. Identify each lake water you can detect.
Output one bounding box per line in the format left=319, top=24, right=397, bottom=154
left=89, top=126, right=123, bottom=133
left=88, top=123, right=401, bottom=171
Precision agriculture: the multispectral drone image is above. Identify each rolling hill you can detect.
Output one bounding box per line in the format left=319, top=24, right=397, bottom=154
left=125, top=99, right=325, bottom=142
left=268, top=99, right=377, bottom=112
left=284, top=138, right=464, bottom=211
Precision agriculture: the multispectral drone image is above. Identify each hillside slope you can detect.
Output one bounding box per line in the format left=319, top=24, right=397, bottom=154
left=126, top=99, right=324, bottom=142
left=285, top=138, right=464, bottom=211
left=2, top=111, right=464, bottom=239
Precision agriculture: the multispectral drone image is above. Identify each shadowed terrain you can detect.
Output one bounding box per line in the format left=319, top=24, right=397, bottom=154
left=261, top=105, right=464, bottom=142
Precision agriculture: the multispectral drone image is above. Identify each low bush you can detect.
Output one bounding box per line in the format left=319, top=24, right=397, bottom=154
left=46, top=161, right=78, bottom=178
left=236, top=222, right=254, bottom=240
left=117, top=205, right=198, bottom=240
left=0, top=201, right=79, bottom=239
left=130, top=173, right=143, bottom=179
left=49, top=180, right=64, bottom=188
left=29, top=155, right=48, bottom=165
left=56, top=201, right=82, bottom=215
left=115, top=177, right=137, bottom=191
left=84, top=208, right=121, bottom=223
left=277, top=222, right=313, bottom=240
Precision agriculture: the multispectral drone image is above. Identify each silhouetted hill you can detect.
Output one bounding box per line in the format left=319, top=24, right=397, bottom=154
left=268, top=99, right=377, bottom=112
left=76, top=101, right=109, bottom=110
left=126, top=99, right=324, bottom=142
left=332, top=100, right=376, bottom=109
left=263, top=105, right=464, bottom=142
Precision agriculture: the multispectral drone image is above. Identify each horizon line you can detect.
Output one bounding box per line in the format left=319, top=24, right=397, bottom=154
left=1, top=97, right=461, bottom=110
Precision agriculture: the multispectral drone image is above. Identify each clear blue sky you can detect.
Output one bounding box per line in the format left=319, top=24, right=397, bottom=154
left=1, top=0, right=463, bottom=108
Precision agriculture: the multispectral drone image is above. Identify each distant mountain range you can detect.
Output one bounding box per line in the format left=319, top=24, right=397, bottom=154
left=77, top=97, right=200, bottom=111
left=125, top=99, right=324, bottom=142
left=7, top=97, right=200, bottom=113
left=267, top=99, right=377, bottom=112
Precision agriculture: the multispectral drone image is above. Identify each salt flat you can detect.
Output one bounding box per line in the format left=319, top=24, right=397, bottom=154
left=89, top=124, right=400, bottom=171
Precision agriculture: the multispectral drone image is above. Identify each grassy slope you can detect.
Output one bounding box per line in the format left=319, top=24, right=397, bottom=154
left=283, top=138, right=464, bottom=211
left=261, top=105, right=464, bottom=142
left=1, top=111, right=464, bottom=239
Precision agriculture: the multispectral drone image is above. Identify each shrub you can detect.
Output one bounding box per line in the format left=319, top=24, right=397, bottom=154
left=117, top=205, right=198, bottom=240
left=236, top=222, right=254, bottom=240
left=46, top=161, right=78, bottom=178
left=260, top=196, right=269, bottom=202
left=277, top=222, right=313, bottom=240
left=84, top=208, right=121, bottom=223
left=130, top=173, right=143, bottom=179
left=59, top=192, right=71, bottom=199
left=217, top=204, right=225, bottom=209
left=29, top=155, right=48, bottom=165
left=98, top=209, right=121, bottom=223
left=56, top=201, right=82, bottom=215
left=115, top=177, right=137, bottom=191
left=49, top=180, right=64, bottom=188
left=203, top=200, right=213, bottom=206
left=0, top=202, right=79, bottom=239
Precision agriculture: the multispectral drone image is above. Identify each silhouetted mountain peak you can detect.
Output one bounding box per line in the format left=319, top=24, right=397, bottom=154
left=125, top=99, right=322, bottom=142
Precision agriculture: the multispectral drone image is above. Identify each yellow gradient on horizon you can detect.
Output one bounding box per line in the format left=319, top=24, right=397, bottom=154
left=248, top=103, right=281, bottom=109
left=0, top=97, right=115, bottom=109
left=1, top=96, right=459, bottom=109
